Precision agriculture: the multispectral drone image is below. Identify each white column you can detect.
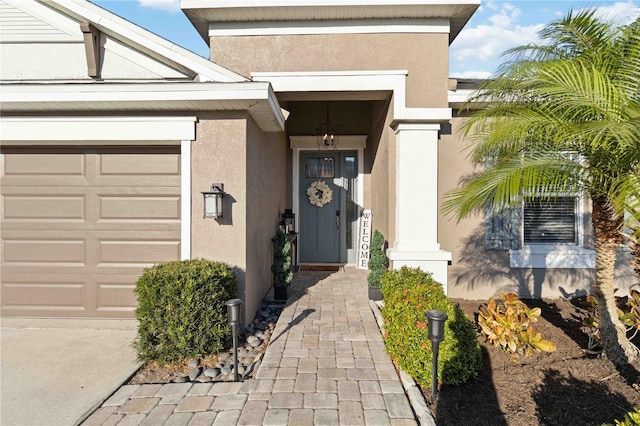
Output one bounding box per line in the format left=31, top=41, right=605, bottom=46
left=181, top=140, right=192, bottom=260
left=387, top=122, right=451, bottom=292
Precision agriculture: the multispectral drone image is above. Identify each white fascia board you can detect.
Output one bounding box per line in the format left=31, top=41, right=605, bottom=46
left=0, top=81, right=286, bottom=132
left=42, top=0, right=247, bottom=83
left=0, top=82, right=272, bottom=103
left=252, top=70, right=407, bottom=94
left=253, top=70, right=450, bottom=123
left=394, top=108, right=451, bottom=122
left=185, top=0, right=477, bottom=7
left=264, top=83, right=287, bottom=131
left=208, top=18, right=449, bottom=36
left=447, top=89, right=475, bottom=104
left=0, top=116, right=197, bottom=141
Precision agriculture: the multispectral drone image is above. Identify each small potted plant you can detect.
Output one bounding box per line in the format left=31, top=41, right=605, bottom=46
left=368, top=230, right=387, bottom=301
left=272, top=228, right=293, bottom=301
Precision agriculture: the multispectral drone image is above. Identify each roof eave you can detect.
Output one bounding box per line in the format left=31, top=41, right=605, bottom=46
left=182, top=0, right=481, bottom=44
left=41, top=0, right=249, bottom=82
left=0, top=81, right=285, bottom=132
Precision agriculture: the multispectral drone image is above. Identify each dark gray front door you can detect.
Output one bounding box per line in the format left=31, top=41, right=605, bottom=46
left=299, top=153, right=341, bottom=263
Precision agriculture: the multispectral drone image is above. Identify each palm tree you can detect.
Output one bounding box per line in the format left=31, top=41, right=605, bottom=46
left=444, top=11, right=640, bottom=368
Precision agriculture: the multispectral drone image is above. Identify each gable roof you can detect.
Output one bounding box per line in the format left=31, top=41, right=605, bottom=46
left=0, top=0, right=248, bottom=82
left=0, top=0, right=285, bottom=132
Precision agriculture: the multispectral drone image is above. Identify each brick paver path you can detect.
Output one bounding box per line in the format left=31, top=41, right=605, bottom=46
left=82, top=267, right=417, bottom=425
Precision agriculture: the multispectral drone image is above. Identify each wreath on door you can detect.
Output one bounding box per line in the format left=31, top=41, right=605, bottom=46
left=306, top=180, right=333, bottom=207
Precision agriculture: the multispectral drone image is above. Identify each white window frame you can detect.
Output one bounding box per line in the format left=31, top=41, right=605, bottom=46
left=510, top=191, right=594, bottom=268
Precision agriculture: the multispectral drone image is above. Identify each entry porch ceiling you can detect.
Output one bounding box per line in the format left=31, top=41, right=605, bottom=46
left=182, top=0, right=481, bottom=43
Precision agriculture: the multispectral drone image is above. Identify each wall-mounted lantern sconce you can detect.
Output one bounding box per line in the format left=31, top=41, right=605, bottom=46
left=202, top=183, right=225, bottom=219
left=225, top=298, right=243, bottom=382
left=282, top=209, right=296, bottom=234
left=426, top=309, right=448, bottom=403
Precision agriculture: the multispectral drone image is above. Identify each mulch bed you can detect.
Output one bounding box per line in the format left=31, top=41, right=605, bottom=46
left=432, top=298, right=640, bottom=426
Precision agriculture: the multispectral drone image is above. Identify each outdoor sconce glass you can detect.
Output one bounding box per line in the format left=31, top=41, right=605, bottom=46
left=202, top=183, right=225, bottom=219
left=426, top=309, right=448, bottom=403
left=282, top=209, right=296, bottom=234
left=225, top=298, right=243, bottom=382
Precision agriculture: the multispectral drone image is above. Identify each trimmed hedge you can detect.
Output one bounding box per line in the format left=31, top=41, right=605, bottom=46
left=133, top=259, right=237, bottom=363
left=367, top=230, right=387, bottom=289
left=381, top=267, right=481, bottom=386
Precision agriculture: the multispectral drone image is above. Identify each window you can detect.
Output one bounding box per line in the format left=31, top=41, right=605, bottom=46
left=510, top=194, right=594, bottom=269
left=305, top=157, right=334, bottom=178
left=484, top=151, right=594, bottom=268
left=523, top=197, right=577, bottom=244
left=486, top=195, right=594, bottom=268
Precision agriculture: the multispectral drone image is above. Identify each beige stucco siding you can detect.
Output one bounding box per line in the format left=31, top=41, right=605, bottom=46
left=210, top=33, right=449, bottom=108
left=439, top=116, right=635, bottom=299
left=367, top=99, right=395, bottom=244
left=191, top=112, right=288, bottom=323
left=245, top=118, right=288, bottom=323
left=191, top=113, right=248, bottom=297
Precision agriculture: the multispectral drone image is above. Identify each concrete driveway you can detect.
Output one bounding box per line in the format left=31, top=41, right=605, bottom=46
left=1, top=318, right=140, bottom=426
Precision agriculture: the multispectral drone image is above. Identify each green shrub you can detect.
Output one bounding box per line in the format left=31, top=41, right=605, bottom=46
left=478, top=292, right=556, bottom=362
left=381, top=267, right=481, bottom=386
left=381, top=266, right=433, bottom=298
left=367, top=230, right=387, bottom=288
left=133, top=259, right=237, bottom=363
left=272, top=228, right=293, bottom=288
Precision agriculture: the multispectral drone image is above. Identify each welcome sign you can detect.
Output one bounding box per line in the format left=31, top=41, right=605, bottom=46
left=357, top=209, right=373, bottom=269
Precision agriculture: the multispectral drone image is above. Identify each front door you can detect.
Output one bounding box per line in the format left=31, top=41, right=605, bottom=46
left=299, top=152, right=342, bottom=263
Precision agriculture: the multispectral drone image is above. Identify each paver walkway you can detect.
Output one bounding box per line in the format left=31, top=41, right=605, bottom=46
left=82, top=267, right=417, bottom=425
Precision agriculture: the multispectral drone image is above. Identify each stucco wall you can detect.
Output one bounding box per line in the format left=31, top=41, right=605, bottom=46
left=367, top=99, right=394, bottom=244
left=209, top=33, right=449, bottom=108
left=439, top=116, right=635, bottom=300
left=191, top=112, right=289, bottom=323
left=191, top=112, right=249, bottom=313
left=245, top=118, right=288, bottom=323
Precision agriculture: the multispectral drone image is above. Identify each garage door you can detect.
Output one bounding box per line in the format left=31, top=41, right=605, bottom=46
left=1, top=146, right=181, bottom=318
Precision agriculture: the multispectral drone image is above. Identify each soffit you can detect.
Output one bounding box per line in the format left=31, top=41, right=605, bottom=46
left=34, top=0, right=248, bottom=83
left=182, top=0, right=480, bottom=43
left=0, top=81, right=285, bottom=132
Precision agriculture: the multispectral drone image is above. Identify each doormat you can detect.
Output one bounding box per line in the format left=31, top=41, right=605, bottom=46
left=298, top=265, right=342, bottom=272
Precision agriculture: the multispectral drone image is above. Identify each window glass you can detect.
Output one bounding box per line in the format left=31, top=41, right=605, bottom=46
left=523, top=197, right=576, bottom=244
left=344, top=155, right=357, bottom=251
left=305, top=158, right=334, bottom=178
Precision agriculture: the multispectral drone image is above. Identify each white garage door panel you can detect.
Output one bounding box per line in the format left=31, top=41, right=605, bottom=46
left=1, top=147, right=181, bottom=318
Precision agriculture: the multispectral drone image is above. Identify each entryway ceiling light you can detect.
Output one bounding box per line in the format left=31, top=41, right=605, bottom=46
left=315, top=103, right=340, bottom=150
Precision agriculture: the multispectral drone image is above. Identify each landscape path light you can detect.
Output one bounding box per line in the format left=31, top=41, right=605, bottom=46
left=225, top=298, right=243, bottom=382
left=426, top=309, right=448, bottom=403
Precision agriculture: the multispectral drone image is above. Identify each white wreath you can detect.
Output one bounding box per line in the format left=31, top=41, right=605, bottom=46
left=306, top=180, right=333, bottom=207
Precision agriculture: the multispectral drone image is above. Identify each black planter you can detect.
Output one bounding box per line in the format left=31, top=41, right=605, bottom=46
left=274, top=285, right=288, bottom=301
left=368, top=286, right=383, bottom=301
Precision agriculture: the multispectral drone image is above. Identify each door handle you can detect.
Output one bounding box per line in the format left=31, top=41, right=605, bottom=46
left=335, top=210, right=340, bottom=233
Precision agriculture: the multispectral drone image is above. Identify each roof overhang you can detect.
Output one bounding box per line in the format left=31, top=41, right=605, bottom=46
left=38, top=0, right=248, bottom=82
left=182, top=0, right=480, bottom=44
left=448, top=88, right=476, bottom=109
left=0, top=81, right=285, bottom=132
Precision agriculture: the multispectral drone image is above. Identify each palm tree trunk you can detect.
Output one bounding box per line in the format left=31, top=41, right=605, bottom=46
left=592, top=196, right=639, bottom=367
left=628, top=233, right=640, bottom=278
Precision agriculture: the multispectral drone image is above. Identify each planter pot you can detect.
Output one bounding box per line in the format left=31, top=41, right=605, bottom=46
left=274, top=285, right=288, bottom=301
left=368, top=286, right=383, bottom=301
